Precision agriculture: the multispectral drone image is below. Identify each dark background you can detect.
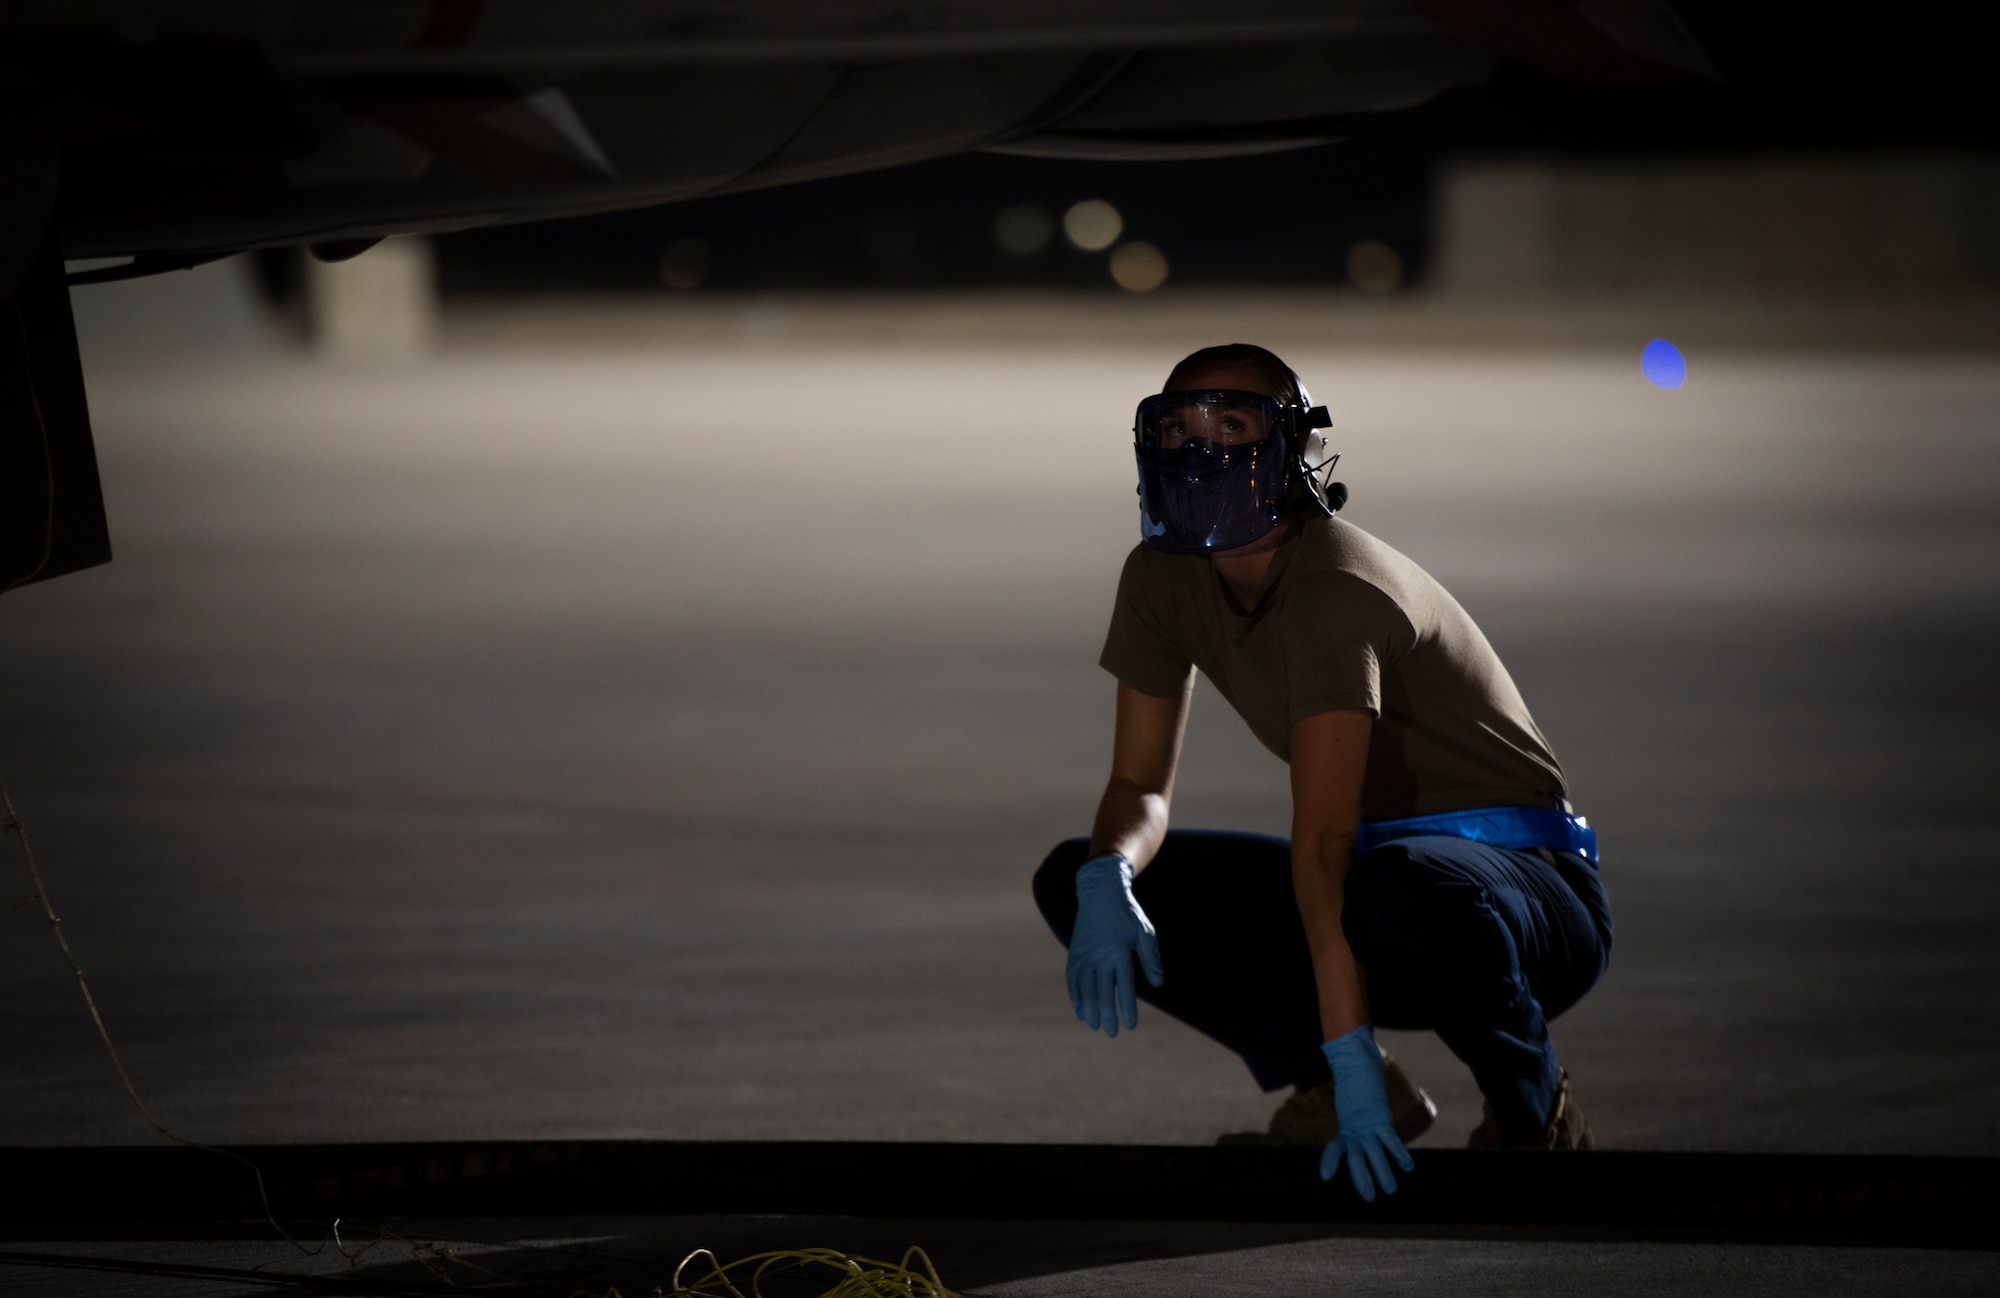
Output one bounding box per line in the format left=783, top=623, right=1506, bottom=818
left=430, top=146, right=1432, bottom=294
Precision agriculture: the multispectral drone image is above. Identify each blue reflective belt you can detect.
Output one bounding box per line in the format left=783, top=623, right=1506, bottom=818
left=1356, top=805, right=1599, bottom=865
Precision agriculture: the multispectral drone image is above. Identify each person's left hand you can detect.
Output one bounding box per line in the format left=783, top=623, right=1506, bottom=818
left=1317, top=1025, right=1415, bottom=1201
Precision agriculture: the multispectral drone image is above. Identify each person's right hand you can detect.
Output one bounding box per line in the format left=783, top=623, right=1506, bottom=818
left=1066, top=854, right=1165, bottom=1037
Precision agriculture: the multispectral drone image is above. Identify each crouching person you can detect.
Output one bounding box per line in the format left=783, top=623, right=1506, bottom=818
left=1035, top=344, right=1612, bottom=1200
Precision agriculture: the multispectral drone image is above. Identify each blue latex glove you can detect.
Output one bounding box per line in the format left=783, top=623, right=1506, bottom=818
left=1066, top=854, right=1165, bottom=1038
left=1317, top=1025, right=1415, bottom=1201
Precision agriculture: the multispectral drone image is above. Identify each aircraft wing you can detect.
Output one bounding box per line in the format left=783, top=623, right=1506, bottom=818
left=0, top=1, right=1704, bottom=262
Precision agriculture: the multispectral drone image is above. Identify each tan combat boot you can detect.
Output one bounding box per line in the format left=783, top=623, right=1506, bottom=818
left=1466, top=1068, right=1592, bottom=1150
left=1218, top=1046, right=1438, bottom=1146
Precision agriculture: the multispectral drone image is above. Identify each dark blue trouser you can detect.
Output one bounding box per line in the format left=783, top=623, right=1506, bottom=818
left=1033, top=830, right=1613, bottom=1143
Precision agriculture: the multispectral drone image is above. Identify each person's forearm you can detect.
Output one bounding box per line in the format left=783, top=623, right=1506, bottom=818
left=1089, top=779, right=1171, bottom=871
left=1292, top=832, right=1370, bottom=1040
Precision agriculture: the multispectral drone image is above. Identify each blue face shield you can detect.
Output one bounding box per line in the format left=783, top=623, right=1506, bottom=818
left=1133, top=390, right=1290, bottom=554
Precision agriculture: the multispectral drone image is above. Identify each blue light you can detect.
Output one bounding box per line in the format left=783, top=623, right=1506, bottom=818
left=1641, top=339, right=1686, bottom=389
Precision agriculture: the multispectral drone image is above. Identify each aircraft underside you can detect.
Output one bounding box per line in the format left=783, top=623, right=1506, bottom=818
left=0, top=0, right=1720, bottom=262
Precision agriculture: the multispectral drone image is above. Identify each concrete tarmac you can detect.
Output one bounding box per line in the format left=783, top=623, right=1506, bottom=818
left=2, top=286, right=1998, bottom=1291
left=6, top=1221, right=1995, bottom=1297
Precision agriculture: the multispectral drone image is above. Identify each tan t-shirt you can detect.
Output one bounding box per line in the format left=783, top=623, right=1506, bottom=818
left=1099, top=516, right=1569, bottom=820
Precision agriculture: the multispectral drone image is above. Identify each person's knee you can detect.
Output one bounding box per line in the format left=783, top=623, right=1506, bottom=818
left=1032, top=837, right=1093, bottom=944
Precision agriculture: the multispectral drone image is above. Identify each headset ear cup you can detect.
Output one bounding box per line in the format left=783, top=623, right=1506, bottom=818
left=1272, top=356, right=1341, bottom=515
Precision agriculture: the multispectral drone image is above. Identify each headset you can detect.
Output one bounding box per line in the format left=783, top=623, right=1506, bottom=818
left=1270, top=356, right=1347, bottom=518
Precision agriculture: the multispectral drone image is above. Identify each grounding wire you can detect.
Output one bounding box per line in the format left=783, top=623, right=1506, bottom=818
left=3, top=773, right=966, bottom=1297
left=0, top=765, right=503, bottom=1279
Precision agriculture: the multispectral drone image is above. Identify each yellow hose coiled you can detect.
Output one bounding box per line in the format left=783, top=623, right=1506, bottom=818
left=630, top=1245, right=963, bottom=1298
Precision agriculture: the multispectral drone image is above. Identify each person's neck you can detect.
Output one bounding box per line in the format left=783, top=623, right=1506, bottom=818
left=1211, top=522, right=1293, bottom=613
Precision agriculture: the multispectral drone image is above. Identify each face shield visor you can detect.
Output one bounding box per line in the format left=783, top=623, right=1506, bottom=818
left=1133, top=390, right=1290, bottom=554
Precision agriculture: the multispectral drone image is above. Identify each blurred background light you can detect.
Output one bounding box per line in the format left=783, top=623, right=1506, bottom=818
left=1108, top=242, right=1170, bottom=293
left=425, top=150, right=1432, bottom=293
left=1642, top=338, right=1687, bottom=388
left=658, top=238, right=712, bottom=291
left=411, top=152, right=2000, bottom=299
left=1347, top=239, right=1405, bottom=294
left=993, top=203, right=1054, bottom=256
left=1062, top=199, right=1123, bottom=253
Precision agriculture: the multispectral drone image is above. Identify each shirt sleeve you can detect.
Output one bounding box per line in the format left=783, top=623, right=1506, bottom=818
left=1098, top=546, right=1196, bottom=698
left=1277, top=572, right=1411, bottom=724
